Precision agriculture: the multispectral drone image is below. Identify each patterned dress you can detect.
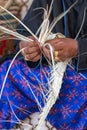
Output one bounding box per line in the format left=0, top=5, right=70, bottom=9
left=0, top=59, right=87, bottom=130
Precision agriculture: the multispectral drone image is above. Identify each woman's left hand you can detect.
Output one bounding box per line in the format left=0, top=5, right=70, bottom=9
left=42, top=37, right=78, bottom=61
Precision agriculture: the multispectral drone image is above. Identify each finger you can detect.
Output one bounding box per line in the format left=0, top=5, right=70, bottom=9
left=46, top=40, right=63, bottom=51
left=25, top=51, right=40, bottom=60
left=57, top=50, right=67, bottom=61
left=27, top=41, right=39, bottom=47
left=29, top=51, right=40, bottom=59
left=32, top=55, right=41, bottom=62
left=24, top=46, right=40, bottom=55
left=45, top=42, right=63, bottom=52
left=42, top=47, right=51, bottom=60
left=25, top=54, right=40, bottom=62
left=53, top=42, right=63, bottom=51
left=46, top=38, right=61, bottom=44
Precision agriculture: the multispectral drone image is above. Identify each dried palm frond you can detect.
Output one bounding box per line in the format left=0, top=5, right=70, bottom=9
left=0, top=0, right=79, bottom=129
left=35, top=1, right=78, bottom=129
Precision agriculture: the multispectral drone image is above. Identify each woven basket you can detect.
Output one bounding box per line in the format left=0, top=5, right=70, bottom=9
left=0, top=0, right=21, bottom=29
left=0, top=0, right=21, bottom=57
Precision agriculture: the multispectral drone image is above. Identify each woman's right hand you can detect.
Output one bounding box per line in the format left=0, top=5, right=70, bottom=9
left=19, top=36, right=41, bottom=62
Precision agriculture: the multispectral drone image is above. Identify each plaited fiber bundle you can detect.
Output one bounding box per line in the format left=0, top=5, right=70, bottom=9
left=0, top=0, right=79, bottom=129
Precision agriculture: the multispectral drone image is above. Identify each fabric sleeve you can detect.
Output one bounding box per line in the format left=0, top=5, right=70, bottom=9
left=75, top=38, right=87, bottom=72
left=75, top=9, right=87, bottom=72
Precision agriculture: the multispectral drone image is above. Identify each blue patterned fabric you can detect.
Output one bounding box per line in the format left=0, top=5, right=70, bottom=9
left=0, top=60, right=87, bottom=129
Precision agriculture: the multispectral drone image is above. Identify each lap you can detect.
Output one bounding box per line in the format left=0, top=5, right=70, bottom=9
left=0, top=59, right=87, bottom=129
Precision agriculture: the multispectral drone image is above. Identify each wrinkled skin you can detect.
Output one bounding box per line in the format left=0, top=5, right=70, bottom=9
left=19, top=36, right=78, bottom=62
left=19, top=36, right=41, bottom=62
left=42, top=37, right=78, bottom=61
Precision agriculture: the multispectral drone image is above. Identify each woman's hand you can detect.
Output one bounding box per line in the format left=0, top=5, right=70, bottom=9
left=42, top=37, right=78, bottom=61
left=19, top=36, right=41, bottom=62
